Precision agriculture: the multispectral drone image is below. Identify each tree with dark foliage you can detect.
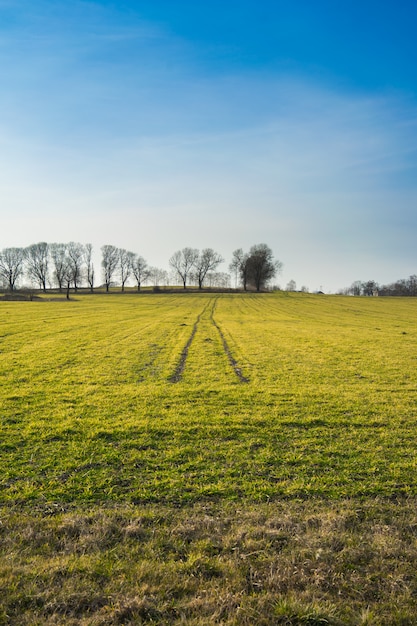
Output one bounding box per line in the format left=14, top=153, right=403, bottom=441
left=247, top=244, right=282, bottom=291
left=231, top=244, right=282, bottom=291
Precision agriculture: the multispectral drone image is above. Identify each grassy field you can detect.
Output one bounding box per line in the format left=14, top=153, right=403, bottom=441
left=1, top=292, right=417, bottom=624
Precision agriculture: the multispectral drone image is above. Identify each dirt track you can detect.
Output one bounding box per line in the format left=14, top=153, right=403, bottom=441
left=168, top=298, right=249, bottom=383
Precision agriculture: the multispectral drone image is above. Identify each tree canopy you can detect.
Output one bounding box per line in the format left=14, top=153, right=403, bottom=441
left=230, top=244, right=282, bottom=291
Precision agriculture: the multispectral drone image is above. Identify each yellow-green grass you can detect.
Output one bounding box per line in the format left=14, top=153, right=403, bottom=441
left=2, top=292, right=417, bottom=503
left=1, top=292, right=417, bottom=624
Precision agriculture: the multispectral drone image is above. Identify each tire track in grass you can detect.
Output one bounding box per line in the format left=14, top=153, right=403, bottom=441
left=168, top=300, right=211, bottom=383
left=211, top=298, right=250, bottom=383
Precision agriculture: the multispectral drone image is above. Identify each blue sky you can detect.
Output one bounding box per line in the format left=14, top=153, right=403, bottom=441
left=1, top=0, right=416, bottom=291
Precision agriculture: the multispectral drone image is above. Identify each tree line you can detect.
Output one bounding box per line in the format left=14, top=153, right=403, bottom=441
left=0, top=242, right=281, bottom=294
left=340, top=275, right=417, bottom=297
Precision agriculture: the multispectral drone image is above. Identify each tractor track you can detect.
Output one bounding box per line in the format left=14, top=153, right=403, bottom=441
left=167, top=301, right=211, bottom=383
left=168, top=298, right=249, bottom=384
left=211, top=299, right=250, bottom=383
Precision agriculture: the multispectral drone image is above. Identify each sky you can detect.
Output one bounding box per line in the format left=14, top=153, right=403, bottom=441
left=1, top=0, right=417, bottom=292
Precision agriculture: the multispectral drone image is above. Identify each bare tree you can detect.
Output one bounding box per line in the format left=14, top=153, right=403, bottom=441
left=101, top=245, right=119, bottom=292
left=148, top=267, right=168, bottom=287
left=169, top=247, right=198, bottom=289
left=286, top=279, right=297, bottom=292
left=0, top=247, right=25, bottom=291
left=346, top=275, right=407, bottom=296
left=407, top=275, right=417, bottom=296
left=50, top=243, right=68, bottom=292
left=349, top=280, right=362, bottom=296
left=66, top=242, right=85, bottom=291
left=206, top=271, right=231, bottom=288
left=84, top=243, right=95, bottom=293
left=131, top=255, right=150, bottom=291
left=194, top=248, right=224, bottom=289
left=247, top=244, right=282, bottom=291
left=25, top=242, right=49, bottom=292
left=229, top=248, right=250, bottom=290
left=372, top=274, right=417, bottom=296
left=118, top=248, right=135, bottom=292
left=229, top=248, right=243, bottom=288
left=63, top=256, right=74, bottom=300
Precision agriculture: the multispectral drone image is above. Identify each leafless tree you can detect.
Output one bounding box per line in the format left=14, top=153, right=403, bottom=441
left=66, top=242, right=85, bottom=291
left=148, top=267, right=168, bottom=287
left=131, top=255, right=150, bottom=291
left=229, top=248, right=250, bottom=290
left=101, top=244, right=119, bottom=292
left=407, top=275, right=417, bottom=296
left=25, top=242, right=49, bottom=292
left=229, top=248, right=244, bottom=288
left=63, top=257, right=74, bottom=300
left=84, top=243, right=95, bottom=292
left=374, top=274, right=417, bottom=296
left=194, top=248, right=224, bottom=289
left=0, top=247, right=25, bottom=291
left=118, top=248, right=135, bottom=292
left=206, top=272, right=231, bottom=288
left=50, top=243, right=68, bottom=292
left=286, top=279, right=297, bottom=292
left=349, top=280, right=362, bottom=296
left=169, top=247, right=198, bottom=289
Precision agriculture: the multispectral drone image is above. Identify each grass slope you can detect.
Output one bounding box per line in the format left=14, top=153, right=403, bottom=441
left=1, top=292, right=417, bottom=624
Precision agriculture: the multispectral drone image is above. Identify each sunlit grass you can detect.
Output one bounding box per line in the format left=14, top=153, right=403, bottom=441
left=1, top=292, right=417, bottom=623
left=2, top=292, right=417, bottom=503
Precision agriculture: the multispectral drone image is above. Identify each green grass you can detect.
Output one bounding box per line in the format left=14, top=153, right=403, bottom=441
left=1, top=292, right=417, bottom=623
left=2, top=292, right=417, bottom=503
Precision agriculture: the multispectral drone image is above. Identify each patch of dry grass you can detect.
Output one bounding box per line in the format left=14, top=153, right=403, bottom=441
left=1, top=498, right=417, bottom=625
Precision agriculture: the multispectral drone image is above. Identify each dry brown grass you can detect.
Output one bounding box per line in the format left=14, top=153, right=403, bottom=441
left=1, top=498, right=417, bottom=625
